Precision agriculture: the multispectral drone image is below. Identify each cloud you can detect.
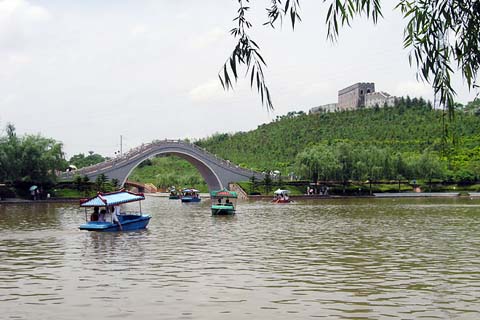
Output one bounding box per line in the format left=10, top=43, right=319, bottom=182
left=299, top=82, right=335, bottom=99
left=189, top=79, right=226, bottom=102
left=0, top=0, right=50, bottom=49
left=9, top=51, right=30, bottom=62
left=129, top=24, right=149, bottom=37
left=0, top=0, right=50, bottom=23
left=190, top=27, right=225, bottom=49
left=0, top=93, right=16, bottom=105
left=393, top=80, right=433, bottom=99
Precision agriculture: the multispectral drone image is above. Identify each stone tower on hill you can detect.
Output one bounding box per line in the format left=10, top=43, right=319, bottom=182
left=338, top=82, right=375, bottom=110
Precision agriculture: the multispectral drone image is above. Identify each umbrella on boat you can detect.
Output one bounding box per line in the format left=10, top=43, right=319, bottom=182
left=274, top=189, right=289, bottom=195
left=210, top=189, right=238, bottom=198
left=29, top=185, right=38, bottom=191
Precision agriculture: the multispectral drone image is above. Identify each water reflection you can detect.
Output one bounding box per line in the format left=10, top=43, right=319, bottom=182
left=0, top=197, right=479, bottom=319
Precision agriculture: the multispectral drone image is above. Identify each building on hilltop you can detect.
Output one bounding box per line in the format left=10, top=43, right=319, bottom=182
left=307, top=82, right=397, bottom=114
left=337, top=82, right=375, bottom=110
left=309, top=103, right=338, bottom=114
left=365, top=91, right=397, bottom=108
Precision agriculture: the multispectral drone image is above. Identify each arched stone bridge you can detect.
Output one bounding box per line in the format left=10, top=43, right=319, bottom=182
left=59, top=140, right=264, bottom=191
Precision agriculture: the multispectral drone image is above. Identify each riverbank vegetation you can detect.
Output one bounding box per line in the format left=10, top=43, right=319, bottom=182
left=195, top=98, right=480, bottom=193
left=0, top=124, right=67, bottom=199
left=3, top=98, right=480, bottom=199
left=129, top=155, right=208, bottom=192
left=69, top=152, right=106, bottom=169
left=66, top=97, right=480, bottom=195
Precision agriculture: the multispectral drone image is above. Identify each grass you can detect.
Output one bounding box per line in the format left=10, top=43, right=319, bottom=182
left=52, top=188, right=95, bottom=198
left=129, top=155, right=208, bottom=192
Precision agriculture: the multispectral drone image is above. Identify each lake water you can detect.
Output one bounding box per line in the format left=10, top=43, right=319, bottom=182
left=1, top=197, right=480, bottom=319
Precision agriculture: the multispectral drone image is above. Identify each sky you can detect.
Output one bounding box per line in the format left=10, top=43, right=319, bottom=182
left=0, top=0, right=477, bottom=158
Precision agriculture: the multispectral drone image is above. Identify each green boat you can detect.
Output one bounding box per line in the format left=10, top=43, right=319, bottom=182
left=210, top=189, right=238, bottom=215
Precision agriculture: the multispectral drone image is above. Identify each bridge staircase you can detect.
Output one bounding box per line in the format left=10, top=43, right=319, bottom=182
left=125, top=180, right=157, bottom=193
left=228, top=183, right=249, bottom=200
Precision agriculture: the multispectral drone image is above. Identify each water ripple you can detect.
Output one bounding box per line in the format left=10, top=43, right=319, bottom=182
left=1, top=198, right=480, bottom=319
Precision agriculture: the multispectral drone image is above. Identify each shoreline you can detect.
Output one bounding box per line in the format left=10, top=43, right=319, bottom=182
left=2, top=192, right=478, bottom=204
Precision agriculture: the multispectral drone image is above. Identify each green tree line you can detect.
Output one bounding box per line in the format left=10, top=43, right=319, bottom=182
left=69, top=151, right=106, bottom=169
left=296, top=142, right=447, bottom=192
left=0, top=124, right=66, bottom=185
left=196, top=98, right=480, bottom=185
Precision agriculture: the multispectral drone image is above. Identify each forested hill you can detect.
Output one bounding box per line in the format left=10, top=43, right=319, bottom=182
left=195, top=99, right=480, bottom=174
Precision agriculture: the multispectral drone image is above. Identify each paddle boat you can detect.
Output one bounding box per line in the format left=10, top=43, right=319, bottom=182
left=168, top=186, right=180, bottom=199
left=272, top=189, right=292, bottom=203
left=210, top=189, right=237, bottom=215
left=181, top=188, right=201, bottom=203
left=79, top=190, right=151, bottom=232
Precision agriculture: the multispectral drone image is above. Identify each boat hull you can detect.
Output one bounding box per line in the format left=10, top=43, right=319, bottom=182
left=169, top=195, right=180, bottom=199
left=211, top=205, right=235, bottom=215
left=79, top=214, right=151, bottom=232
left=181, top=197, right=201, bottom=203
left=272, top=199, right=292, bottom=204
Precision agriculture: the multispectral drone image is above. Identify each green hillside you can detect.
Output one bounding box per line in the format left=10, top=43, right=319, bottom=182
left=129, top=155, right=208, bottom=192
left=130, top=98, right=480, bottom=191
left=194, top=98, right=480, bottom=183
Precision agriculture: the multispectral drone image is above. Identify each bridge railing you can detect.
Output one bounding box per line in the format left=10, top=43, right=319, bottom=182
left=60, top=139, right=262, bottom=179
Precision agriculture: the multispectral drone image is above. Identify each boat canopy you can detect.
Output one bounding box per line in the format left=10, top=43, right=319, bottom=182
left=210, top=189, right=238, bottom=198
left=274, top=189, right=290, bottom=195
left=80, top=190, right=145, bottom=207
left=182, top=188, right=199, bottom=193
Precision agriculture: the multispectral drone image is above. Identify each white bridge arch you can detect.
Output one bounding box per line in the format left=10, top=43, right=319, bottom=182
left=60, top=140, right=263, bottom=191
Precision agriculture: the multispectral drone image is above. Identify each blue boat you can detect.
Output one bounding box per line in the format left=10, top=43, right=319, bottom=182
left=181, top=188, right=201, bottom=203
left=79, top=190, right=151, bottom=232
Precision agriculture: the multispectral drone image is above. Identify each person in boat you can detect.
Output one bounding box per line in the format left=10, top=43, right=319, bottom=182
left=90, top=206, right=99, bottom=221
left=225, top=199, right=233, bottom=206
left=112, top=205, right=123, bottom=231
left=218, top=198, right=222, bottom=204
left=98, top=209, right=106, bottom=222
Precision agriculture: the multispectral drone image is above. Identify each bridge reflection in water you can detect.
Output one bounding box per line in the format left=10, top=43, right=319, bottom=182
left=59, top=140, right=263, bottom=191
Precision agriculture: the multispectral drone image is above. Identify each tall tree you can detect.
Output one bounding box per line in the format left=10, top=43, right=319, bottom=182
left=69, top=152, right=105, bottom=169
left=416, top=150, right=446, bottom=191
left=0, top=124, right=66, bottom=184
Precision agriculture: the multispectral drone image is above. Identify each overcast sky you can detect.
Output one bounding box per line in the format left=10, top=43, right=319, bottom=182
left=0, top=0, right=476, bottom=158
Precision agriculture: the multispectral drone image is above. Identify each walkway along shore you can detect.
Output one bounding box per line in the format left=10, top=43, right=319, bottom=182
left=1, top=192, right=479, bottom=205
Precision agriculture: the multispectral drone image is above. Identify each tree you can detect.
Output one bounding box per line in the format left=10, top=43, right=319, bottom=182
left=0, top=124, right=66, bottom=184
left=223, top=1, right=479, bottom=112
left=393, top=153, right=408, bottom=192
left=111, top=178, right=120, bottom=190
left=69, top=152, right=105, bottom=169
left=296, top=145, right=339, bottom=182
left=465, top=98, right=480, bottom=115
left=74, top=175, right=83, bottom=191
left=416, top=150, right=446, bottom=192
left=249, top=175, right=258, bottom=194
left=263, top=172, right=273, bottom=194
left=95, top=174, right=108, bottom=192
